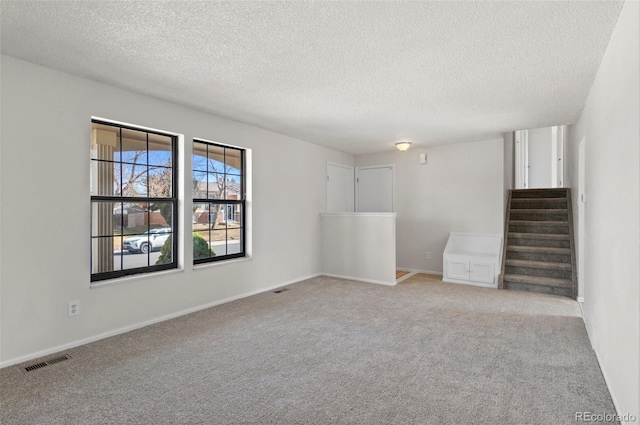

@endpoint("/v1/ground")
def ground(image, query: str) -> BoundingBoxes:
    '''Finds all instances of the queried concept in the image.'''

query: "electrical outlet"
[68,301,80,317]
[426,251,432,260]
[303,255,309,264]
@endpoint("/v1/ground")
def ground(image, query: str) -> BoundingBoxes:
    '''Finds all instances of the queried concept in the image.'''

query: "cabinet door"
[469,260,495,284]
[446,258,470,281]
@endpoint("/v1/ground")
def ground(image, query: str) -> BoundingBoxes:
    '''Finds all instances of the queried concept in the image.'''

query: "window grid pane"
[91,120,177,282]
[193,139,245,264]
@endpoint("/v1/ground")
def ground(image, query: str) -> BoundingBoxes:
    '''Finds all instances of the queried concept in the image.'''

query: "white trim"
[91,116,182,137]
[192,135,247,152]
[326,161,354,169]
[400,269,443,276]
[442,277,497,289]
[90,268,185,289]
[319,212,397,218]
[551,126,558,187]
[326,161,355,213]
[355,164,395,212]
[515,129,529,189]
[322,273,396,287]
[405,269,443,276]
[193,256,253,270]
[1,273,321,369]
[582,316,630,424]
[395,270,416,283]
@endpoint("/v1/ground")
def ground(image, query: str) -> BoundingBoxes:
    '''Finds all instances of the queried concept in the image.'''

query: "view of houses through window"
[90,120,178,281]
[90,121,246,282]
[192,140,245,263]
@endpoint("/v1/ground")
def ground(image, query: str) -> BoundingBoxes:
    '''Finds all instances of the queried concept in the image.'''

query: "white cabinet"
[446,256,471,281]
[443,233,502,288]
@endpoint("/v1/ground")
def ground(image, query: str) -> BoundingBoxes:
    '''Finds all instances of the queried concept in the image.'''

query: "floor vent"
[23,354,72,372]
[273,288,290,294]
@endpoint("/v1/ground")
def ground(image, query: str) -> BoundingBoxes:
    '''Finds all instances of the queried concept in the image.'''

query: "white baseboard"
[395,271,415,283]
[401,268,443,276]
[581,311,637,424]
[588,332,634,424]
[322,273,396,286]
[442,277,497,289]
[0,273,321,369]
[577,297,585,317]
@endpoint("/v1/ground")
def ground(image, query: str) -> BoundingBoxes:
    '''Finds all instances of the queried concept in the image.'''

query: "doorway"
[515,126,565,189]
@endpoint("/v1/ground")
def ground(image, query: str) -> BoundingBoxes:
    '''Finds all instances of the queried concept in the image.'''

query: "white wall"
[567,1,639,422]
[321,213,396,285]
[355,139,504,273]
[0,56,354,365]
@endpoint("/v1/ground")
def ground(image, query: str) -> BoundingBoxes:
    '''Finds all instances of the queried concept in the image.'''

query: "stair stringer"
[498,190,513,290]
[565,188,578,299]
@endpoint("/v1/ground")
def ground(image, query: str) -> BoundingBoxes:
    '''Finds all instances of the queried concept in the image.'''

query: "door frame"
[326,162,355,213]
[515,130,529,189]
[551,126,565,188]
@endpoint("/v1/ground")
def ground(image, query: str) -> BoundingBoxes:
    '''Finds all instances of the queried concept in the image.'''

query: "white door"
[356,165,393,212]
[326,163,354,213]
[528,126,554,188]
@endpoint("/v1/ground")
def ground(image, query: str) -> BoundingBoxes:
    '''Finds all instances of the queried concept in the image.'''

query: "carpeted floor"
[0,274,618,424]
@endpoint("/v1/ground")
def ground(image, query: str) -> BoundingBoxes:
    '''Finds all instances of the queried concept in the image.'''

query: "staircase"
[499,188,577,298]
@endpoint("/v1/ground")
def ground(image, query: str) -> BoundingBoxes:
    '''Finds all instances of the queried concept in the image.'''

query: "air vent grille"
[24,362,48,372]
[273,288,290,294]
[23,354,72,372]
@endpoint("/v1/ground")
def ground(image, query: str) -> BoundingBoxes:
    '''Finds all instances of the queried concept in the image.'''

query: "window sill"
[193,256,253,271]
[90,267,184,289]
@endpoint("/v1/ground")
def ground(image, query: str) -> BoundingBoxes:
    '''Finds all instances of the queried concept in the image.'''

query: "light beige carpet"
[0,274,618,424]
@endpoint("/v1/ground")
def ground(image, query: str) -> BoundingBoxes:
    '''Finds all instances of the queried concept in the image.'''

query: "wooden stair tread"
[511,197,567,201]
[505,259,572,270]
[504,282,573,297]
[509,220,568,225]
[511,189,568,194]
[501,188,576,299]
[507,245,570,254]
[509,209,568,213]
[502,274,572,288]
[508,233,570,240]
[511,188,568,192]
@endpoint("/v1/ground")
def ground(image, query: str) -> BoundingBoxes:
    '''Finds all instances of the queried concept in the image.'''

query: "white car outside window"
[123,228,172,254]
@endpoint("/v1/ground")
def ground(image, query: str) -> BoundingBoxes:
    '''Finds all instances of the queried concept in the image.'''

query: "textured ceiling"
[0,1,624,154]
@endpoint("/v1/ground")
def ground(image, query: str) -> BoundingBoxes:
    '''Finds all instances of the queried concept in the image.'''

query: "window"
[192,140,245,263]
[90,120,178,282]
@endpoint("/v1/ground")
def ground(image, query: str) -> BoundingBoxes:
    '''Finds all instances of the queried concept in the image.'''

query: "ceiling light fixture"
[395,140,412,151]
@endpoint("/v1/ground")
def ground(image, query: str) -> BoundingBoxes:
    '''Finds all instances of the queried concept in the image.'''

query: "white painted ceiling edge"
[0,1,624,155]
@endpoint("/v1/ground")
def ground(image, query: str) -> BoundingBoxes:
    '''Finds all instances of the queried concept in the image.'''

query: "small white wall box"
[443,233,503,288]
